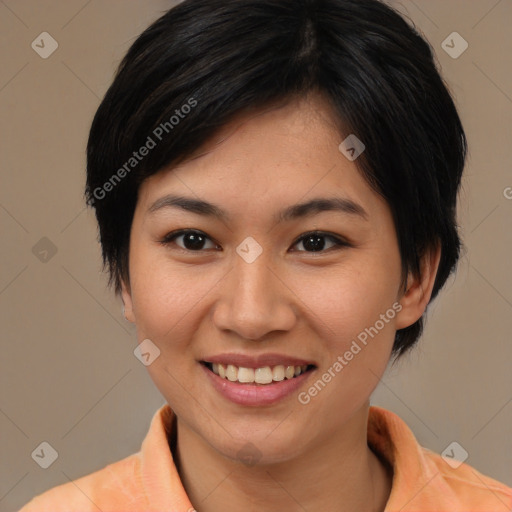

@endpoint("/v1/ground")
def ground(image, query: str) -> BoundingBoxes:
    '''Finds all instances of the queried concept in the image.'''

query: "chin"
[210,429,307,467]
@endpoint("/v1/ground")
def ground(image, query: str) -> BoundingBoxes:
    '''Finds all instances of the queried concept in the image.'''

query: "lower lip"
[201,364,315,406]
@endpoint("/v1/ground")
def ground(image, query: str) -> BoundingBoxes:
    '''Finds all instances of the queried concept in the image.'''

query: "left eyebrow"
[277,197,368,223]
[146,194,368,222]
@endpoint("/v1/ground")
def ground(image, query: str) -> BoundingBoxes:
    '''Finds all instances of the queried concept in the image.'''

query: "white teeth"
[272,365,285,381]
[226,364,238,381]
[209,362,310,384]
[255,366,273,384]
[285,365,295,379]
[238,367,255,383]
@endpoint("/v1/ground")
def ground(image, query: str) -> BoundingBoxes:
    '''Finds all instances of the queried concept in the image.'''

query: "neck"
[174,403,392,512]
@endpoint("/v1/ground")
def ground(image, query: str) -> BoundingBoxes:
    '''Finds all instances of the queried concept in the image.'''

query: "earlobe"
[121,280,136,323]
[395,244,441,330]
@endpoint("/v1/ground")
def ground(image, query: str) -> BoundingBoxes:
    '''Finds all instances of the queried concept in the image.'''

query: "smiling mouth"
[201,361,316,385]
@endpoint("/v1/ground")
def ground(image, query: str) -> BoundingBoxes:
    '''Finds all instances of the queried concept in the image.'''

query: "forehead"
[182,93,344,167]
[135,93,388,225]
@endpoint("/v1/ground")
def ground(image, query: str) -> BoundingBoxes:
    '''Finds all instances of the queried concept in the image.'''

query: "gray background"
[1,1,511,510]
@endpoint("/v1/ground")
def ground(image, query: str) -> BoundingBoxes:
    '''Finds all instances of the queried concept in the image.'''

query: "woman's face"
[123,94,412,464]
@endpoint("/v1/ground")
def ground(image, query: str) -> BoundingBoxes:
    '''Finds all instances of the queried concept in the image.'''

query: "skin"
[122,92,440,512]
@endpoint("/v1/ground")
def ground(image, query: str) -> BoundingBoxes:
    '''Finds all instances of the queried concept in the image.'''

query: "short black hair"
[85,0,467,359]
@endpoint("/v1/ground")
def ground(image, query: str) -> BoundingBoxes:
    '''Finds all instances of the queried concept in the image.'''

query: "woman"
[19,0,512,510]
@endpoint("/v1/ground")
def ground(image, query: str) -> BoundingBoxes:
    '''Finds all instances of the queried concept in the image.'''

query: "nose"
[212,252,297,341]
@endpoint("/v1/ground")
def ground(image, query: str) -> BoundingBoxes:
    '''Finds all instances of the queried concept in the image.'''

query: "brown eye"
[160,230,218,251]
[292,232,349,253]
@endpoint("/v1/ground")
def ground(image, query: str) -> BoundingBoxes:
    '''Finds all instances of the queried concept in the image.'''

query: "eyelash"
[159,229,351,253]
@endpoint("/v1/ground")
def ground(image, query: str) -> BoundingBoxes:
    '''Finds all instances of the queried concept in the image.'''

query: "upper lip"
[201,353,316,369]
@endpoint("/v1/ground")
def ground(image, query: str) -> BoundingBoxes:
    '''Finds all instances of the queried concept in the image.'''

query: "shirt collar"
[139,403,511,511]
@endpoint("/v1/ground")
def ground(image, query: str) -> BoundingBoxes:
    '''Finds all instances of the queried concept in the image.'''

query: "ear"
[395,244,441,330]
[121,279,136,324]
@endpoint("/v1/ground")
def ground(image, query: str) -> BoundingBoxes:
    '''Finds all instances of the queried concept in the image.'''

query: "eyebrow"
[147,194,368,222]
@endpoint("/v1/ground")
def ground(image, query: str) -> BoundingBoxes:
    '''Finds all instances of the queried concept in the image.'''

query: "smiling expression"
[121,93,417,463]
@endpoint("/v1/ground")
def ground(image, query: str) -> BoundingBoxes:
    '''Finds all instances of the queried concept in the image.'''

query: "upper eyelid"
[161,229,350,249]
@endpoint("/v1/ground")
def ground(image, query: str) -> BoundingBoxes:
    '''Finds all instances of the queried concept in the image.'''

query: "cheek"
[298,258,401,345]
[128,245,220,346]
[293,264,399,423]
[127,247,210,403]
[129,245,186,341]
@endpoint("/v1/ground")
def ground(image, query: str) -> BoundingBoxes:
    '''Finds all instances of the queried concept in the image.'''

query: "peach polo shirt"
[19,404,512,511]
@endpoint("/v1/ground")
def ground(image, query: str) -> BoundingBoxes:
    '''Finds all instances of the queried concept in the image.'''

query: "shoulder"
[18,453,148,512]
[17,404,182,512]
[368,405,512,511]
[421,447,512,510]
